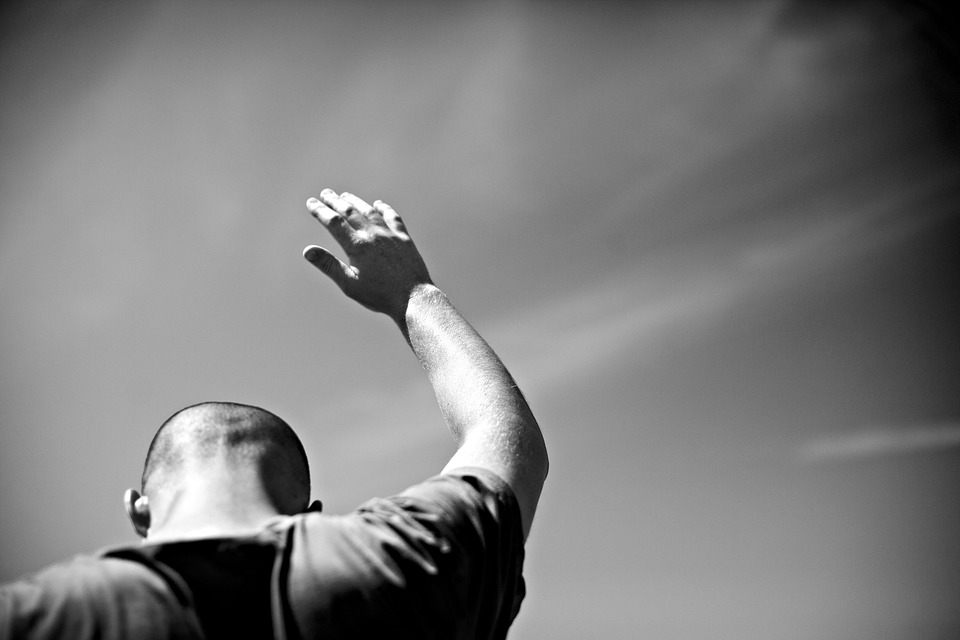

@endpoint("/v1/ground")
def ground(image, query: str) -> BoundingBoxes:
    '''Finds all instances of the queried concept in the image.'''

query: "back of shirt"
[123,538,279,640]
[1,467,526,640]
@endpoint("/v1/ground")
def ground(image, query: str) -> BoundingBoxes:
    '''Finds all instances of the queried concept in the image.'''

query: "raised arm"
[302,189,548,539]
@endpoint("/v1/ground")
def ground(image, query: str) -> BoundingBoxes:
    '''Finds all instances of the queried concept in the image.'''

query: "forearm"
[397,284,548,529]
[397,285,528,437]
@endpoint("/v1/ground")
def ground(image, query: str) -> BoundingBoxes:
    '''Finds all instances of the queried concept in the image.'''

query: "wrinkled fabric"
[0,555,204,640]
[285,468,526,639]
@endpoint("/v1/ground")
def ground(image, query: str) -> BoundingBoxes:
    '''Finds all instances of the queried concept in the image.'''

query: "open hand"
[303,189,432,320]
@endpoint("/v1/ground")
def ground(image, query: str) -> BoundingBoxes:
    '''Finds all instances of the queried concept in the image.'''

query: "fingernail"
[306,197,320,208]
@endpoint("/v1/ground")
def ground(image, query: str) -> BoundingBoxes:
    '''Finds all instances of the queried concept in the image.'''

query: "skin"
[125,188,548,541]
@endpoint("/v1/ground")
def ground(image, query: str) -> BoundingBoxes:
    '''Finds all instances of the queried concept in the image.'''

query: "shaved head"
[142,402,311,514]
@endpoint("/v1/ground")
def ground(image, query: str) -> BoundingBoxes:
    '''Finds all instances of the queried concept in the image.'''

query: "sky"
[1,1,959,638]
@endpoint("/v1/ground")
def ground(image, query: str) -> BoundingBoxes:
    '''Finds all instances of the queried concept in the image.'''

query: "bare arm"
[302,189,548,539]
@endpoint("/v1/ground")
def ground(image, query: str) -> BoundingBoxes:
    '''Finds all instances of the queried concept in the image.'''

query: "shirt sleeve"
[285,467,526,640]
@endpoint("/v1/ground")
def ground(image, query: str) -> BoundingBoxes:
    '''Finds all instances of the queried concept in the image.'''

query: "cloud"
[799,424,960,463]
[489,266,740,397]
[483,152,959,400]
[486,213,929,398]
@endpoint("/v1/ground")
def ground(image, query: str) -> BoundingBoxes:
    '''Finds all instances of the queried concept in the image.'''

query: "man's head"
[125,402,317,538]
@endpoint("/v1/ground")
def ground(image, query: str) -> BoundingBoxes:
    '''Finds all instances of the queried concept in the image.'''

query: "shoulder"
[291,467,523,569]
[1,555,164,611]
[281,467,526,638]
[398,466,520,506]
[1,554,201,640]
[386,467,523,538]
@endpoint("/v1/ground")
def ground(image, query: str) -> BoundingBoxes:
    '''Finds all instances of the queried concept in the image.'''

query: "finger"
[318,188,354,217]
[303,245,356,292]
[374,200,407,235]
[341,191,386,228]
[339,192,374,216]
[307,197,358,246]
[318,189,368,230]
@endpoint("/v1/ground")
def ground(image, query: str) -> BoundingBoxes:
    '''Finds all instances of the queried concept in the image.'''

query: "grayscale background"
[2,1,959,638]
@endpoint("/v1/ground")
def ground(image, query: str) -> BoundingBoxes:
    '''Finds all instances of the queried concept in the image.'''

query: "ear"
[123,489,151,538]
[306,499,323,514]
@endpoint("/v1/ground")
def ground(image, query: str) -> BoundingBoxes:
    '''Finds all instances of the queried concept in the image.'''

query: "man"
[0,189,549,639]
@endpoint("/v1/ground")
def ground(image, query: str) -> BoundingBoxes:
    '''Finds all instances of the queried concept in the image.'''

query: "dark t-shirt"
[0,468,526,640]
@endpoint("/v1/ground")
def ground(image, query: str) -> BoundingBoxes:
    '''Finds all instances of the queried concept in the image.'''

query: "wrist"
[393,283,444,336]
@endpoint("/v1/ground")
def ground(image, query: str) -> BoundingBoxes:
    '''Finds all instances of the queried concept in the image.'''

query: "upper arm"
[441,422,548,541]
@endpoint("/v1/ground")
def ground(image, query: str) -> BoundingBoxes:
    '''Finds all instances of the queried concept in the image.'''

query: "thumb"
[303,245,355,292]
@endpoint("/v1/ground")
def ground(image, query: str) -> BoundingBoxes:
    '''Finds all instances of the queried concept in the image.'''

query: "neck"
[146,472,284,543]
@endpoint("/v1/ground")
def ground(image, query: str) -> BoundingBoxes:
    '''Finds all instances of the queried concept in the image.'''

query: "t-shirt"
[0,468,526,640]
